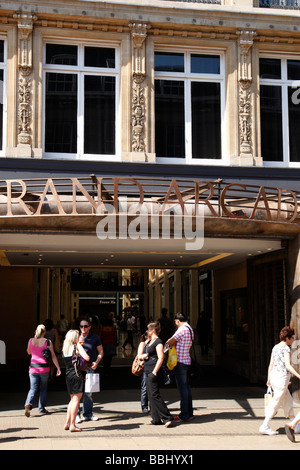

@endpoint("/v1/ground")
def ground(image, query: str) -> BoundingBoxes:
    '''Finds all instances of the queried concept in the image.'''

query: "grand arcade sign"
[0,175,299,224]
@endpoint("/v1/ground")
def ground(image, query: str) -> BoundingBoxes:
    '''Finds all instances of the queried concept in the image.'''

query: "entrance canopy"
[0,233,283,269]
[0,174,298,269]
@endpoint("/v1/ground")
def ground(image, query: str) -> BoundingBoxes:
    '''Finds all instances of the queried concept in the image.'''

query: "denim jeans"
[78,369,95,418]
[173,362,193,421]
[25,372,49,413]
[141,370,148,411]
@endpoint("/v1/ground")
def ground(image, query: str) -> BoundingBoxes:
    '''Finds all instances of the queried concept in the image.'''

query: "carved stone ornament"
[239,81,252,155]
[237,30,256,156]
[132,84,145,152]
[129,23,150,153]
[14,13,36,146]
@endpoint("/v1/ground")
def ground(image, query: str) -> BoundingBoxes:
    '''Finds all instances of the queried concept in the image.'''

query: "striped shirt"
[173,323,194,365]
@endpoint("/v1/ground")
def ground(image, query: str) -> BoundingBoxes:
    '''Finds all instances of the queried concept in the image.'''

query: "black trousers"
[146,372,172,424]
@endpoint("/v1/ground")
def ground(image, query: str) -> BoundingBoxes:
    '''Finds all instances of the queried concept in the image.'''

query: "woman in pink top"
[25,324,61,417]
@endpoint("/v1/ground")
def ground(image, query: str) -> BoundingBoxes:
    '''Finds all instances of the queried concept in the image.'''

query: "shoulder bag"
[42,339,51,361]
[132,355,144,376]
[72,345,92,377]
[185,325,201,380]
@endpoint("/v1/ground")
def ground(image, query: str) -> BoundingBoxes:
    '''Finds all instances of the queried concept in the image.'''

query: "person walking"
[57,315,69,341]
[44,318,61,381]
[138,322,173,427]
[25,324,61,417]
[76,316,104,423]
[99,312,117,377]
[166,312,194,423]
[62,329,90,432]
[122,312,136,351]
[158,308,174,346]
[259,326,300,436]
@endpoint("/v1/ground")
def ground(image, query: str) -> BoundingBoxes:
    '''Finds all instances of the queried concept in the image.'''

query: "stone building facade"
[0,0,300,385]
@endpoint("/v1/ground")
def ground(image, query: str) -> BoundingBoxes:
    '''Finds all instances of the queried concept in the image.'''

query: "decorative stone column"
[237,30,256,164]
[14,13,36,156]
[128,22,154,162]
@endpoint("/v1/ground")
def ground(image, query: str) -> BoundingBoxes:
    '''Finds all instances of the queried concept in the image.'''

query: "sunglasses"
[80,324,90,328]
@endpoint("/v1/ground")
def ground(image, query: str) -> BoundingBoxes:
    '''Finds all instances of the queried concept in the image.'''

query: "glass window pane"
[154,52,184,73]
[288,86,300,162]
[192,82,221,159]
[84,75,115,155]
[288,60,300,81]
[260,85,283,161]
[84,47,115,68]
[46,44,78,66]
[0,41,4,63]
[259,58,281,79]
[45,73,77,153]
[191,54,220,74]
[155,80,185,158]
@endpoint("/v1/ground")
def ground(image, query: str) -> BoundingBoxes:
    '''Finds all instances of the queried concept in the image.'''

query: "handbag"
[166,346,177,370]
[132,355,144,376]
[85,373,100,393]
[159,364,171,386]
[264,386,273,413]
[42,339,51,361]
[72,345,92,377]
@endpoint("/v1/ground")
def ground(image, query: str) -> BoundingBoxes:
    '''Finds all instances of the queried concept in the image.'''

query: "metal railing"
[260,0,300,8]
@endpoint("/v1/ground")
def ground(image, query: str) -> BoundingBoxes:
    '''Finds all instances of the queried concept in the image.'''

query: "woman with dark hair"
[137,322,173,427]
[259,326,300,436]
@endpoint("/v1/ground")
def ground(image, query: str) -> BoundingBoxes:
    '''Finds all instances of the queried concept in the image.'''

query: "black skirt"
[64,356,86,395]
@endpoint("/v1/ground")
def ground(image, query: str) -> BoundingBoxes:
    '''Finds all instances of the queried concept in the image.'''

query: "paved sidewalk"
[1,385,300,451]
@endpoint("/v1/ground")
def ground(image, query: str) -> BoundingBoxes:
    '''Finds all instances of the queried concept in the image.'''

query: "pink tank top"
[29,338,50,374]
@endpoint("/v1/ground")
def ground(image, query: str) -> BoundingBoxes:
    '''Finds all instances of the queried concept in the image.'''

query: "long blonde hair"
[62,330,79,356]
[35,324,46,338]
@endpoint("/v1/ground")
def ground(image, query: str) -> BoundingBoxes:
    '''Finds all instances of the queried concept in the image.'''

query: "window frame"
[260,52,300,168]
[42,38,120,161]
[154,46,226,165]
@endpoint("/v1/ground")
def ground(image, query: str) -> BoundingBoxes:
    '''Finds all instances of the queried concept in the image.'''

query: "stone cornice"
[1,5,300,45]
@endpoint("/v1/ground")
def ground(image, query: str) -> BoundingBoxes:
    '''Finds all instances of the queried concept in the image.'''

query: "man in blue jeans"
[166,313,194,423]
[76,316,104,422]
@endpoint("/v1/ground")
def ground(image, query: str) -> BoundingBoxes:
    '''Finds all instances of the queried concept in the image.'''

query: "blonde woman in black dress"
[62,330,90,432]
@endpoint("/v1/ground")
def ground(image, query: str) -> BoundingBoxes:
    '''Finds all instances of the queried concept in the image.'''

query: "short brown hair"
[279,326,295,341]
[147,322,161,336]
